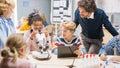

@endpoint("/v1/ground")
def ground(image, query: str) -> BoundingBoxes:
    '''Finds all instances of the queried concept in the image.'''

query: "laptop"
[57,46,79,58]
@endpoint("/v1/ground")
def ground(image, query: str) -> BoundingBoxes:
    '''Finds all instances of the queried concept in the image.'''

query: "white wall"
[102,0,120,13]
[17,0,51,24]
[72,0,79,20]
[73,0,120,13]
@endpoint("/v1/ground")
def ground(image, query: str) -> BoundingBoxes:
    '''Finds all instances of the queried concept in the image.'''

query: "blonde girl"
[0,34,34,68]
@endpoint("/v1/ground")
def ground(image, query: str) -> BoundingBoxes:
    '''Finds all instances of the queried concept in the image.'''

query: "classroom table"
[28,53,120,68]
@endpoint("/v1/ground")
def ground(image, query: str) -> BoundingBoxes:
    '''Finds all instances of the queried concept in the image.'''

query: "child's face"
[31,21,43,31]
[61,27,74,39]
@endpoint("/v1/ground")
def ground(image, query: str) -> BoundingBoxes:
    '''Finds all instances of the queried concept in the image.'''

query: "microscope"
[32,33,51,60]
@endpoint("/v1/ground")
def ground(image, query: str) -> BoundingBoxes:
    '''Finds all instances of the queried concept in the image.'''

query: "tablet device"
[57,46,79,58]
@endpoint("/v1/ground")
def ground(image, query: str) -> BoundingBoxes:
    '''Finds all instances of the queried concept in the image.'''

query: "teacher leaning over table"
[74,0,118,54]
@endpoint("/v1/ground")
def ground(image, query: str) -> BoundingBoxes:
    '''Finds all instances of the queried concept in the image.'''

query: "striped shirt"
[53,36,87,55]
[55,35,81,46]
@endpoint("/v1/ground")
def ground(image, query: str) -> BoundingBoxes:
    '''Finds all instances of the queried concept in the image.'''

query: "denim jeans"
[99,35,120,55]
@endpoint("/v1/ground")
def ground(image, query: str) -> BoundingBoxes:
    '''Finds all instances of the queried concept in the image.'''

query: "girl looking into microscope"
[24,10,51,51]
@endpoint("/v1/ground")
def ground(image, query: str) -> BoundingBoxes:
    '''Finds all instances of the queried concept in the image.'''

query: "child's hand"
[30,30,38,40]
[99,54,107,61]
[41,29,49,37]
[74,49,83,57]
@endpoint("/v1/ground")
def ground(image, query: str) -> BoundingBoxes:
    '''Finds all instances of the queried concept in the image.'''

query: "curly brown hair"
[28,11,43,26]
[78,0,96,13]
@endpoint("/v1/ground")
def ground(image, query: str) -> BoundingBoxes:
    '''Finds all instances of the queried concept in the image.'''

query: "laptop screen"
[57,46,79,58]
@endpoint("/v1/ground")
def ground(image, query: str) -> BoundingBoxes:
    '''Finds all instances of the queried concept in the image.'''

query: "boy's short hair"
[62,21,76,31]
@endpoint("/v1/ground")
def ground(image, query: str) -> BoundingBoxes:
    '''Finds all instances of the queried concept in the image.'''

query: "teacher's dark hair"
[78,0,96,13]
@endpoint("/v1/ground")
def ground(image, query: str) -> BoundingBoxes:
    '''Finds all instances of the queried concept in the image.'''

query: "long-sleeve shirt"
[55,35,81,46]
[0,57,34,68]
[53,35,87,55]
[24,30,39,51]
[74,8,118,39]
[24,30,51,51]
[99,35,120,55]
[0,16,16,50]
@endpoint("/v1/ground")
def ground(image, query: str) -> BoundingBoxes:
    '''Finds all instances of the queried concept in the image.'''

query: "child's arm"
[110,56,120,62]
[74,45,86,57]
[99,36,119,55]
[74,49,83,57]
[100,55,120,62]
[99,54,107,61]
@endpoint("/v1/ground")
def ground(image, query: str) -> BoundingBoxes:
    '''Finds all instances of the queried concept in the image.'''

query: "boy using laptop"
[52,21,86,56]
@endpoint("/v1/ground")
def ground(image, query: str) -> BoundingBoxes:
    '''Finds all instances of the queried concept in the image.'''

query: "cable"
[67,46,76,68]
